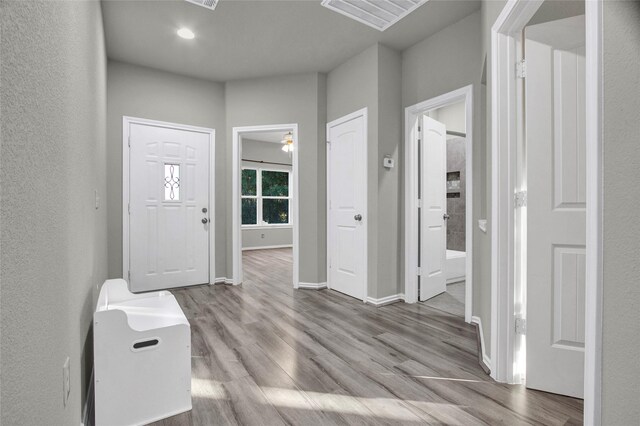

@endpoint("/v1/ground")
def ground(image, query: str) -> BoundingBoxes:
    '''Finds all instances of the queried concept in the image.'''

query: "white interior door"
[419,115,447,301]
[129,123,210,292]
[525,15,586,398]
[327,111,367,301]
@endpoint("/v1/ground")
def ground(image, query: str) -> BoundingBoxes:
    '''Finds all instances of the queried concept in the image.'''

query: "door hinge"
[418,125,421,132]
[417,198,423,208]
[128,136,131,147]
[514,191,527,208]
[416,267,422,276]
[517,59,526,79]
[127,270,131,282]
[128,203,130,214]
[515,318,527,335]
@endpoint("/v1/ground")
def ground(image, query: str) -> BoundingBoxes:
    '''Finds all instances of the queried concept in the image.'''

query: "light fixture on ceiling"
[321,0,428,31]
[281,132,294,154]
[184,0,219,11]
[177,27,195,40]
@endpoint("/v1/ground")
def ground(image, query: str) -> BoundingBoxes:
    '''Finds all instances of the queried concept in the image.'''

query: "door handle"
[202,218,209,224]
[354,214,362,221]
[443,214,450,220]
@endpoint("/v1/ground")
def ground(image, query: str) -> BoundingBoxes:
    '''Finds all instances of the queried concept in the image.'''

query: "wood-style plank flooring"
[150,248,583,425]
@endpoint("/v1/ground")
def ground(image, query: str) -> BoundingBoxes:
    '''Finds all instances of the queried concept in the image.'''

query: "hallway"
[151,249,583,425]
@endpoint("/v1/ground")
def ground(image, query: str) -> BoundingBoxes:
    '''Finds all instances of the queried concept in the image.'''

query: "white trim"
[214,277,234,285]
[471,316,492,370]
[366,293,405,307]
[403,85,474,324]
[298,282,328,290]
[326,108,369,303]
[491,2,603,423]
[584,1,603,424]
[242,244,293,251]
[122,116,216,286]
[232,124,299,288]
[241,225,293,230]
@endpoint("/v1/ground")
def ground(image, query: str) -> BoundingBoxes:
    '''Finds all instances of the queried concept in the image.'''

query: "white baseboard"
[213,277,235,285]
[242,244,293,251]
[366,293,405,307]
[298,282,327,290]
[471,315,492,370]
[81,369,94,426]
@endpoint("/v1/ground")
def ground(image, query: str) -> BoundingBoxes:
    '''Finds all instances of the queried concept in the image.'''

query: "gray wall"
[402,10,487,343]
[601,1,640,423]
[241,138,293,249]
[106,61,227,279]
[226,73,327,284]
[1,1,108,424]
[327,43,403,300]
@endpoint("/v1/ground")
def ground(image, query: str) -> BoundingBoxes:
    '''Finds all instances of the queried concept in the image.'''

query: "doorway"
[404,85,473,323]
[491,0,602,422]
[123,116,216,292]
[232,124,299,288]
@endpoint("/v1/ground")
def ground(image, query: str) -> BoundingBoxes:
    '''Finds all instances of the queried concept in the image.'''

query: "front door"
[327,110,367,300]
[128,121,211,292]
[525,15,586,398]
[419,115,447,301]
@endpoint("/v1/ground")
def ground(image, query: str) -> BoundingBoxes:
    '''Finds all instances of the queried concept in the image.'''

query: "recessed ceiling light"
[177,28,195,40]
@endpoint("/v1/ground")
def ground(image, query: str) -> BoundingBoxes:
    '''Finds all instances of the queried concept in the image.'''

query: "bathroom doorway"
[404,85,473,323]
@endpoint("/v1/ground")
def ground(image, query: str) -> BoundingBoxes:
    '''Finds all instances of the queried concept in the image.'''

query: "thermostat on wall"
[383,156,394,168]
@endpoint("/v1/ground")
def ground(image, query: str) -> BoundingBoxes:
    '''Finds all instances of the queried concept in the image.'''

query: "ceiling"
[102,0,480,82]
[244,131,285,143]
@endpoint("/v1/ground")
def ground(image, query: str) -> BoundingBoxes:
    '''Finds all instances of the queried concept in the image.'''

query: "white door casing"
[125,118,214,292]
[327,109,367,301]
[525,15,586,398]
[419,115,447,301]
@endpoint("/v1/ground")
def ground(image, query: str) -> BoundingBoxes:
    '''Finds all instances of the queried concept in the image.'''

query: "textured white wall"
[601,0,640,423]
[1,1,108,423]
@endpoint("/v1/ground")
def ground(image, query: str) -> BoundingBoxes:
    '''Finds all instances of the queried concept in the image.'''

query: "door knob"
[202,218,209,224]
[443,214,450,220]
[354,214,362,221]
[202,207,208,213]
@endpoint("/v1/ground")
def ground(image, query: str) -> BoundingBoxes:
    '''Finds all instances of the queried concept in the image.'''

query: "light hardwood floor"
[150,248,583,425]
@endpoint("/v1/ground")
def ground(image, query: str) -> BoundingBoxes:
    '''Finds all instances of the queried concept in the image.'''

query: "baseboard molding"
[213,277,235,285]
[242,244,293,251]
[298,282,327,290]
[471,316,492,375]
[81,369,94,426]
[366,293,405,307]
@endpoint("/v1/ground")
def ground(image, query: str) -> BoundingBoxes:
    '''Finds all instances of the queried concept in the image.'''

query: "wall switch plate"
[63,357,70,407]
[261,233,265,239]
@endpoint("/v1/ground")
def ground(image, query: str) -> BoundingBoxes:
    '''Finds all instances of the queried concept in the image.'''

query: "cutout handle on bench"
[131,338,160,352]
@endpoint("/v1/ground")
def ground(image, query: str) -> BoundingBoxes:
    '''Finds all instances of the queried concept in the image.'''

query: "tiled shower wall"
[446,137,466,251]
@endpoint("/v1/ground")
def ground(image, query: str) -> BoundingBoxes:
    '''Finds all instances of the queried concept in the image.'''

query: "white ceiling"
[244,131,285,143]
[102,0,480,82]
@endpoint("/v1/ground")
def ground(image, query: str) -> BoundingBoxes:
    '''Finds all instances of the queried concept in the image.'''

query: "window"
[241,168,291,226]
[164,163,180,201]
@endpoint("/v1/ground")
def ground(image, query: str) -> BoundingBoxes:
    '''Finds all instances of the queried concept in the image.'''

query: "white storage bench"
[93,279,192,426]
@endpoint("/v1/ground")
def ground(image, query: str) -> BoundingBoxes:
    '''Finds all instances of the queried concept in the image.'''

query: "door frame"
[232,124,299,288]
[404,85,474,324]
[491,1,603,424]
[122,116,216,285]
[326,108,368,302]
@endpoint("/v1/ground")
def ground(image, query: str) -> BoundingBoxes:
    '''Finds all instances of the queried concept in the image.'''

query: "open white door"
[525,15,586,398]
[419,115,447,301]
[327,109,367,301]
[128,122,211,292]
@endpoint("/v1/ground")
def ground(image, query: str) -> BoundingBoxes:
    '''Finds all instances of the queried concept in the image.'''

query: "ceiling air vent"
[321,0,427,31]
[185,0,219,11]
